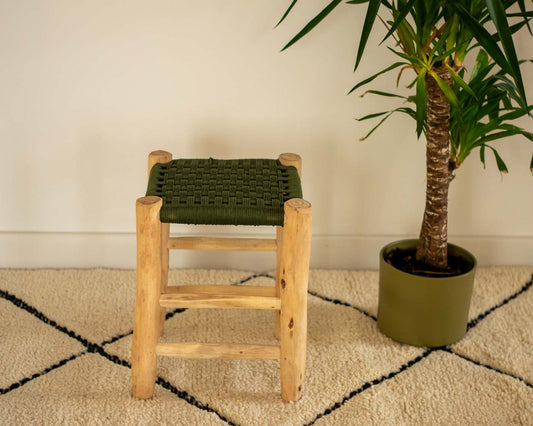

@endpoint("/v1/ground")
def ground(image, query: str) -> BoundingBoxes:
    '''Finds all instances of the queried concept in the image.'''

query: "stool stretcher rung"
[156,342,280,360]
[167,237,277,251]
[160,285,280,309]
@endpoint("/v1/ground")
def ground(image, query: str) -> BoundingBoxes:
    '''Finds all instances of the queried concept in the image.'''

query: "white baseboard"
[0,232,531,270]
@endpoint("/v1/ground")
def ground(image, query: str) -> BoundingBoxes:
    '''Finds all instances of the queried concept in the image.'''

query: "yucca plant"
[449,51,533,173]
[278,0,533,272]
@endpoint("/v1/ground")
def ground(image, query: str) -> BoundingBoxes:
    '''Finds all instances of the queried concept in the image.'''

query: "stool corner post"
[132,195,163,399]
[280,197,312,402]
[278,153,302,178]
[274,226,284,340]
[148,150,172,178]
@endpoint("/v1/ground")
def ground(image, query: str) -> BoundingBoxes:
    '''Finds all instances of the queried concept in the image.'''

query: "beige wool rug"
[1,267,532,425]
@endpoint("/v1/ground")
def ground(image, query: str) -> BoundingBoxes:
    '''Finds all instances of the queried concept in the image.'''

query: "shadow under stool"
[131,150,312,402]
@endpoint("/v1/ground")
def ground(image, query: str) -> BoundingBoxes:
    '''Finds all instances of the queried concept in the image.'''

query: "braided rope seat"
[146,158,302,226]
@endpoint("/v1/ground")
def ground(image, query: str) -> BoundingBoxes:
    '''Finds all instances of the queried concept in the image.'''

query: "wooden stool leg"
[280,198,312,402]
[274,225,283,340]
[159,222,170,336]
[278,152,302,177]
[276,153,302,341]
[148,150,173,178]
[132,196,163,399]
[148,150,173,337]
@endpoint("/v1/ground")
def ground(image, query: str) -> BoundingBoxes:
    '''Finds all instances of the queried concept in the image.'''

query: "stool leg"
[148,150,172,337]
[278,153,302,178]
[159,222,170,336]
[280,198,312,402]
[132,196,163,399]
[274,226,283,340]
[277,153,302,342]
[148,150,172,178]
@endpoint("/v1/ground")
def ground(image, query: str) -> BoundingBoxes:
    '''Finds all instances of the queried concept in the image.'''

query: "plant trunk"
[416,65,452,270]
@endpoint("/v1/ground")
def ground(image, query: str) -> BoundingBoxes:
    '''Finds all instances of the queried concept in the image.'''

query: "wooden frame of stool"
[131,151,312,402]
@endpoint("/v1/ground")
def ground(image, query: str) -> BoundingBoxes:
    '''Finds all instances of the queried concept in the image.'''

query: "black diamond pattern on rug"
[1,268,532,425]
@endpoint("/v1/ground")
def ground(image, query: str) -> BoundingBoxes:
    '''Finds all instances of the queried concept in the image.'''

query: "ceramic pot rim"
[380,238,477,280]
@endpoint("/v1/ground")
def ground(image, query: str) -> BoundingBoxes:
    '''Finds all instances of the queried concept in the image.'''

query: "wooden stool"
[131,151,312,402]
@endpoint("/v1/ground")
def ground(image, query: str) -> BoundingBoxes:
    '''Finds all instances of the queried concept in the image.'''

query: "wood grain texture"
[159,222,169,337]
[274,226,283,340]
[131,196,163,400]
[148,151,172,337]
[279,152,302,178]
[156,342,280,360]
[276,153,303,342]
[164,284,276,296]
[148,150,172,178]
[160,285,280,310]
[279,198,312,402]
[167,237,276,251]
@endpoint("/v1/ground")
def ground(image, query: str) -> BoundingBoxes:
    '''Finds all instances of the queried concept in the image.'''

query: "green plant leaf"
[347,61,406,94]
[487,145,509,173]
[485,0,528,110]
[492,19,532,42]
[354,0,383,70]
[480,144,486,168]
[506,11,533,18]
[275,0,298,28]
[405,74,418,89]
[379,0,416,45]
[395,17,417,56]
[394,106,417,119]
[360,112,393,140]
[387,47,425,68]
[361,90,407,99]
[498,104,533,122]
[470,49,489,82]
[414,0,425,48]
[478,130,523,144]
[516,0,532,35]
[357,106,417,140]
[446,13,460,53]
[493,80,522,106]
[356,111,390,121]
[433,46,460,63]
[469,62,497,85]
[428,22,456,64]
[281,0,343,51]
[445,64,477,99]
[449,1,511,75]
[498,124,533,141]
[428,70,460,110]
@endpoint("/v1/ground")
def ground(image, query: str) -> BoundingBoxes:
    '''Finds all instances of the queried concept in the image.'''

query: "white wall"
[1,0,532,269]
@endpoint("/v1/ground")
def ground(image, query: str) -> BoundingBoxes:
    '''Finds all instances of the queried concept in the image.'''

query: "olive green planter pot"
[377,239,476,347]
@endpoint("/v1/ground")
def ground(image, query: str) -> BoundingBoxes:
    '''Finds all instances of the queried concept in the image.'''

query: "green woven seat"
[146,158,302,226]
